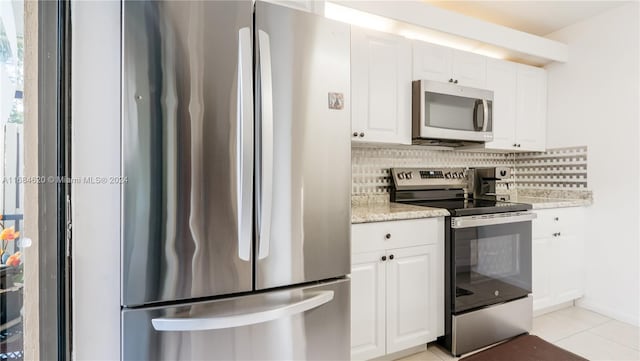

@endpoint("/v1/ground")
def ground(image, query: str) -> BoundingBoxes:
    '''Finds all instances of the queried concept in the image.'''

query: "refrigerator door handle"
[257,29,273,260]
[151,291,334,332]
[237,27,253,262]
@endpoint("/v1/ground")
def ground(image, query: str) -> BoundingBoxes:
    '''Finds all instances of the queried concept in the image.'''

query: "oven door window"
[453,221,532,314]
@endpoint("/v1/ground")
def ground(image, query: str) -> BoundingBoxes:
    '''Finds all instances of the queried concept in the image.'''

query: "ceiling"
[424,1,631,36]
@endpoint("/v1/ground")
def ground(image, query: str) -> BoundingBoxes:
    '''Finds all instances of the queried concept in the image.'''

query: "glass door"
[1,1,71,359]
[0,3,25,359]
[452,220,532,314]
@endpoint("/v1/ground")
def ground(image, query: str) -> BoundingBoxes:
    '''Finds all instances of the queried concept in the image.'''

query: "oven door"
[450,212,534,314]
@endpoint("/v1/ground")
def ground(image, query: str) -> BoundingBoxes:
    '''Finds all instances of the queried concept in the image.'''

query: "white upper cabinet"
[263,0,324,14]
[481,61,547,152]
[351,27,412,144]
[515,65,547,151]
[413,41,486,88]
[484,59,517,150]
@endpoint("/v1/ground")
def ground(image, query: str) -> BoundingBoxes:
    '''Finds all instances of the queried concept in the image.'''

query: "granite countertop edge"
[351,198,593,224]
[519,198,594,210]
[351,202,450,224]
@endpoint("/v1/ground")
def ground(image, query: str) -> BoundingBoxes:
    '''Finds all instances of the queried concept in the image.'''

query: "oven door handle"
[451,212,537,228]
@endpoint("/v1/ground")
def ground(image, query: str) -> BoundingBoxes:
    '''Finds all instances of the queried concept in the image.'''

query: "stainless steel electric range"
[390,167,536,356]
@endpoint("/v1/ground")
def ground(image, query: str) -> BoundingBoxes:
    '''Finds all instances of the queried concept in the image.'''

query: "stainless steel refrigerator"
[121,1,351,359]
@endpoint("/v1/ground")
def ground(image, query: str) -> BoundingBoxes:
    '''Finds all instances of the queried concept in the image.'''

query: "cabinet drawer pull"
[359,132,365,138]
[381,256,387,261]
[385,233,391,239]
[389,254,394,260]
[554,217,559,221]
[352,132,358,137]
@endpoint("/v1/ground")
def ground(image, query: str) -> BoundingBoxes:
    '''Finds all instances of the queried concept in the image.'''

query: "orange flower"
[0,226,19,241]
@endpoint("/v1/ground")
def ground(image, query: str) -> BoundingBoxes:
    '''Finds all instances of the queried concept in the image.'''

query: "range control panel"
[391,167,469,190]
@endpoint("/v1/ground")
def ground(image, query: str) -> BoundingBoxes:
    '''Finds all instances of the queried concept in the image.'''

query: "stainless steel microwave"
[412,80,493,145]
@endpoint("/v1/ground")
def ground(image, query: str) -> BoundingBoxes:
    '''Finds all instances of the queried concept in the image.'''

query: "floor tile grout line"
[583,328,640,352]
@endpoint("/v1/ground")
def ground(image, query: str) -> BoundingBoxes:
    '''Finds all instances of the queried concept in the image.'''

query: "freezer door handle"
[257,29,273,260]
[237,27,253,261]
[151,291,334,331]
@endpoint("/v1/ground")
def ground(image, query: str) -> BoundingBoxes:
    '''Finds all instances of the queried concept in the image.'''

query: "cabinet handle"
[557,232,561,237]
[359,132,364,138]
[352,132,358,137]
[448,78,453,83]
[554,217,559,221]
[453,79,458,84]
[385,233,391,239]
[513,143,518,147]
[518,144,522,148]
[389,254,394,260]
[381,256,387,261]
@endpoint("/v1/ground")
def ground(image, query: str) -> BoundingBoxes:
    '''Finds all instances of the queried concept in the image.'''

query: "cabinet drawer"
[533,208,584,239]
[352,218,444,254]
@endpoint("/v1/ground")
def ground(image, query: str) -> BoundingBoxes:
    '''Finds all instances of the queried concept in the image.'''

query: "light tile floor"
[396,306,640,361]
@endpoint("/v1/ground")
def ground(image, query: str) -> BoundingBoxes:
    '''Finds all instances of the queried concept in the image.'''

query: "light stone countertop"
[510,196,593,210]
[350,189,593,224]
[512,188,593,210]
[351,202,449,224]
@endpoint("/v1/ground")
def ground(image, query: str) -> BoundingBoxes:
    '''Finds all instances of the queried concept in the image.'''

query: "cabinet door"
[552,235,584,304]
[386,245,439,354]
[263,0,324,14]
[351,27,412,144]
[451,50,487,88]
[532,237,554,311]
[351,251,386,360]
[412,41,453,83]
[515,65,547,151]
[484,59,517,151]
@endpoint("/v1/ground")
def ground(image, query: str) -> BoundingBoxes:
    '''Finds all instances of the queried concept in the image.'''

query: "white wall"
[544,2,640,326]
[71,1,121,359]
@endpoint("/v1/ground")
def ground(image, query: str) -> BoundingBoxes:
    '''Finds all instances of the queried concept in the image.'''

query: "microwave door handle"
[473,99,483,131]
[482,99,489,132]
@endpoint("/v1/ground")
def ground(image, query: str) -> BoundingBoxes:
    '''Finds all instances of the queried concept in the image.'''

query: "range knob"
[445,172,451,179]
[458,172,465,178]
[405,172,413,179]
[397,172,405,180]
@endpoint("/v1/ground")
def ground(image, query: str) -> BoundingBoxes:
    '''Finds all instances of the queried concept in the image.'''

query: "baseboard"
[369,344,427,361]
[533,301,574,318]
[577,299,640,327]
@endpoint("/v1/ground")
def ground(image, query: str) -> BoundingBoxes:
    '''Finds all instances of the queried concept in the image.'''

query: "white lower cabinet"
[351,219,444,360]
[351,251,386,360]
[532,208,585,312]
[386,245,440,354]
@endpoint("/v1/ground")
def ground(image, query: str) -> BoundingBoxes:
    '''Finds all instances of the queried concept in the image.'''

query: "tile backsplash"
[352,144,588,195]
